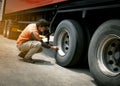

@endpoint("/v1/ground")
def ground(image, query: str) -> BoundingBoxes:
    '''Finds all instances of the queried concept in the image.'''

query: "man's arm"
[30,32,42,41]
[30,32,58,50]
[30,32,53,48]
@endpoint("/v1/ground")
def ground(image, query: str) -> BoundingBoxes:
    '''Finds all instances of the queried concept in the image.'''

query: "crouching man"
[16,19,58,63]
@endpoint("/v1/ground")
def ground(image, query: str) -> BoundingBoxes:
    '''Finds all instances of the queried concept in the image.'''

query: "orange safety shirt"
[16,23,40,45]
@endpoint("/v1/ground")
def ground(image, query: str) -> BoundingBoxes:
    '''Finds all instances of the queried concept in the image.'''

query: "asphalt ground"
[0,35,97,86]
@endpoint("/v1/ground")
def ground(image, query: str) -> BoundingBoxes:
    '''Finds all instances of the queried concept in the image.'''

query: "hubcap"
[57,29,70,56]
[97,34,120,76]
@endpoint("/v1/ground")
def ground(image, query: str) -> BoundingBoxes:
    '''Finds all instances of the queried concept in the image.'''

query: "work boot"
[18,51,28,58]
[23,58,35,63]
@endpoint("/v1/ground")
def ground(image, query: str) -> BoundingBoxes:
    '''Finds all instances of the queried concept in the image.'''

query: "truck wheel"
[54,20,85,67]
[89,20,120,86]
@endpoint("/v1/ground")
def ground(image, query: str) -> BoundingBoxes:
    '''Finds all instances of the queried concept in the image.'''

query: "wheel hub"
[98,34,120,76]
[58,29,70,56]
[114,52,120,60]
[114,51,120,66]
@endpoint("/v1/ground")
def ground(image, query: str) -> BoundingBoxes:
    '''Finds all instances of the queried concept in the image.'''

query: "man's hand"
[50,46,59,51]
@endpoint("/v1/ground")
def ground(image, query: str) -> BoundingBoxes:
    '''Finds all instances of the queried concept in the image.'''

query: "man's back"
[16,23,38,45]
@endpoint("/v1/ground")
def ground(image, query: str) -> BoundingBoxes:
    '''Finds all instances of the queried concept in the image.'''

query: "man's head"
[36,19,49,33]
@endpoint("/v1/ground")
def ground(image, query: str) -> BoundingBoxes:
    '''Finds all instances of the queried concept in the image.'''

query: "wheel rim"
[97,34,120,76]
[57,28,70,56]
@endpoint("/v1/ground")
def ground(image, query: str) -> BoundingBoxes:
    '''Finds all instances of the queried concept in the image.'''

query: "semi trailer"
[0,0,120,86]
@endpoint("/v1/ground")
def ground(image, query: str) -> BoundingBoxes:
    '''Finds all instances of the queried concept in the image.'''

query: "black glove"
[41,42,51,48]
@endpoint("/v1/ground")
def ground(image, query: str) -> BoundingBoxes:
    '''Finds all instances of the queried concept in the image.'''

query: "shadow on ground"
[19,59,54,65]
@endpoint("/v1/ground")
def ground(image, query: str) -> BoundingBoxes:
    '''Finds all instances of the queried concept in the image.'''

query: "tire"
[54,19,85,67]
[89,20,120,86]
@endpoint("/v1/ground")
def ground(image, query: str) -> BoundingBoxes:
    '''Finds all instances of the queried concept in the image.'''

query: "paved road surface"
[0,35,97,86]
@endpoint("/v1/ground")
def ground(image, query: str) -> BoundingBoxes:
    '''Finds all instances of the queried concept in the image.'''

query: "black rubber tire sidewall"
[54,20,84,67]
[89,20,120,86]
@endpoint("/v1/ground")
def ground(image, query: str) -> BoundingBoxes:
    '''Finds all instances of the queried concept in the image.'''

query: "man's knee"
[34,42,42,50]
[35,42,41,47]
